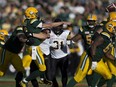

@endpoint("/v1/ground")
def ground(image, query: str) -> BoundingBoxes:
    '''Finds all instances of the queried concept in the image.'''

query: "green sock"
[97,77,106,87]
[67,78,77,87]
[107,75,115,87]
[26,70,45,82]
[91,72,102,87]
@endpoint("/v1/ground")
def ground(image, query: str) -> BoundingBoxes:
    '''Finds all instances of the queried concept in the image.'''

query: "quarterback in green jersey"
[20,7,71,87]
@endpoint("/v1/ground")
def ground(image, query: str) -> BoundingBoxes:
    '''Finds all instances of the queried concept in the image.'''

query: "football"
[106,3,116,12]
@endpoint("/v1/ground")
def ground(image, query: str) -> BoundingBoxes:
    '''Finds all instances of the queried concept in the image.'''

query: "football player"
[95,3,116,87]
[90,21,116,87]
[20,7,71,87]
[66,14,108,87]
[0,26,32,87]
[46,18,71,87]
[19,7,50,87]
[0,29,9,47]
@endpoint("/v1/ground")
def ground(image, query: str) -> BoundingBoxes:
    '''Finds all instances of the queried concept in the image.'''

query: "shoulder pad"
[36,22,42,28]
[101,32,110,38]
[17,27,23,31]
[30,19,38,24]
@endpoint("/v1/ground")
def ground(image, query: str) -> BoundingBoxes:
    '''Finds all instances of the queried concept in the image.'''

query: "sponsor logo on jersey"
[85,31,89,34]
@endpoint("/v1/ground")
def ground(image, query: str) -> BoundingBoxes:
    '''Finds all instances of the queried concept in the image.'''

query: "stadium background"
[0,0,116,87]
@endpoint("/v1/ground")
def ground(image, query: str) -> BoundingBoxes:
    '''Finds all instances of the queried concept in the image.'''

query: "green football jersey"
[92,32,113,61]
[78,25,100,50]
[24,19,43,46]
[3,26,25,54]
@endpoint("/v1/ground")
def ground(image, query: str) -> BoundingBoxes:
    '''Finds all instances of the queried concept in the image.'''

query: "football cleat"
[38,78,52,85]
[20,81,27,87]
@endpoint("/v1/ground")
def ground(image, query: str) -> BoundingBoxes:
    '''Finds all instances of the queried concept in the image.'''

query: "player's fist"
[26,38,34,46]
[25,32,33,37]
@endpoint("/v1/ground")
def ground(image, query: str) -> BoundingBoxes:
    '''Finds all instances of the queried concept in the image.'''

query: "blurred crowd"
[0,0,116,34]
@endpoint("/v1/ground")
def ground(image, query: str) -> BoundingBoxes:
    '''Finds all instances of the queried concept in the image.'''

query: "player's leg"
[41,54,52,85]
[22,46,45,80]
[35,46,52,84]
[49,58,59,87]
[44,54,51,80]
[67,51,91,87]
[92,59,112,87]
[31,79,38,87]
[86,70,102,87]
[97,59,116,87]
[30,60,39,87]
[11,53,25,87]
[15,72,24,87]
[86,69,93,86]
[59,56,69,87]
[0,49,10,77]
[97,47,116,87]
[22,55,32,77]
[20,46,51,85]
[106,47,116,87]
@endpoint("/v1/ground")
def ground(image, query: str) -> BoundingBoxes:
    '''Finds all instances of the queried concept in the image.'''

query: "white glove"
[91,61,97,70]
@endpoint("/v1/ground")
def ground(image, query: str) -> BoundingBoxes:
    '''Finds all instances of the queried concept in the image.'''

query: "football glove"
[25,32,33,38]
[26,38,34,46]
[23,26,33,38]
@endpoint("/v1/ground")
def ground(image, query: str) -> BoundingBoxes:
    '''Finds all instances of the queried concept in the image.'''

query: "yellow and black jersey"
[79,25,101,50]
[92,32,113,61]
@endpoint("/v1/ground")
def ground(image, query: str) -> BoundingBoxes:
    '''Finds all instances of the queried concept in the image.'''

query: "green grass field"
[0,75,116,87]
[0,75,88,87]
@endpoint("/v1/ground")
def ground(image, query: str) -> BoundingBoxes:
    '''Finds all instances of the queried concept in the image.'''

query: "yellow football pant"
[105,47,116,76]
[26,46,46,71]
[0,49,24,76]
[74,51,91,82]
[22,55,32,68]
[94,59,112,80]
[74,51,112,83]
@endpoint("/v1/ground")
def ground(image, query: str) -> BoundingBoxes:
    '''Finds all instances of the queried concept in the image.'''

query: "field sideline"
[0,75,116,87]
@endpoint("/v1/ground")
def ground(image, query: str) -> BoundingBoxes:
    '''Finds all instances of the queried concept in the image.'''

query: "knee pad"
[0,71,4,77]
[39,64,46,71]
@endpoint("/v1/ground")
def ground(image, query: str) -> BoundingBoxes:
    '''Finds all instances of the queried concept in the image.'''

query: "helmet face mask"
[106,21,116,34]
[25,7,38,19]
[0,29,8,41]
[87,14,97,28]
[87,20,96,28]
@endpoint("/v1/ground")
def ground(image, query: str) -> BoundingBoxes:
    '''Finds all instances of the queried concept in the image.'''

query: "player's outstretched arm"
[42,22,72,29]
[91,35,104,57]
